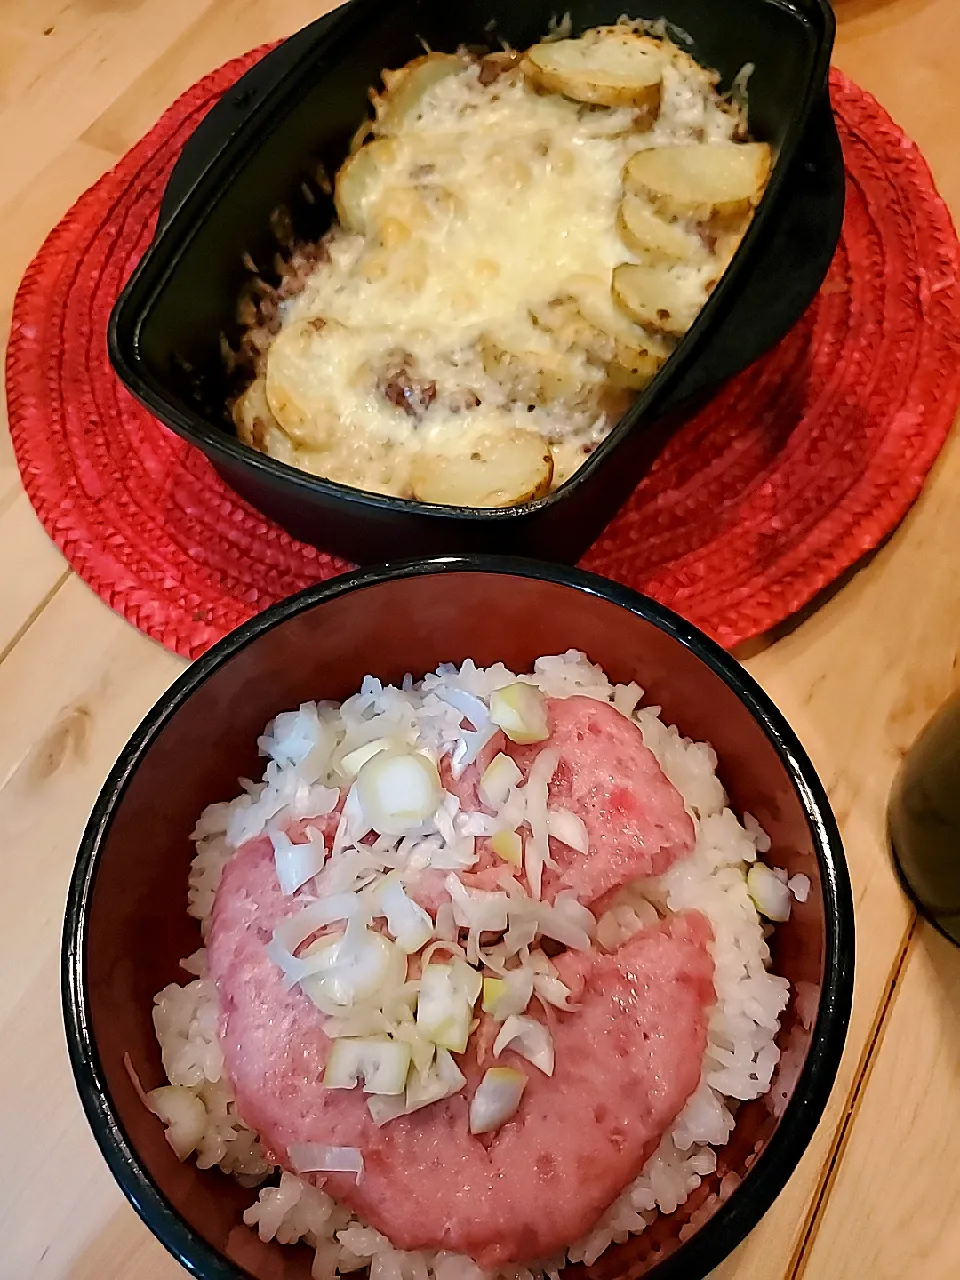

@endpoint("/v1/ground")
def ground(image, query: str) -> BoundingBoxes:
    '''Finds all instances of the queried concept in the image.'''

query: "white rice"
[150,651,797,1279]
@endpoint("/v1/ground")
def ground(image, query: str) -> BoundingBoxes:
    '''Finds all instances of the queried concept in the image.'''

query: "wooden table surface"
[1,1,959,1277]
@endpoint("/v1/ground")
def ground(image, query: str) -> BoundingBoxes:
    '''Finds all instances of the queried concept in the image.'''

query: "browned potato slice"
[617,193,703,264]
[334,139,398,234]
[607,334,670,389]
[532,292,669,390]
[411,427,553,507]
[264,318,344,447]
[558,275,672,385]
[530,296,610,359]
[521,30,663,112]
[375,53,468,135]
[480,337,588,404]
[623,142,772,222]
[233,377,296,463]
[612,263,704,337]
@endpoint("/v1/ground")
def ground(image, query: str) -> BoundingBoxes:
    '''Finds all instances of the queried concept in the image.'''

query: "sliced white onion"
[479,753,523,808]
[375,875,434,954]
[324,1037,412,1095]
[489,684,549,744]
[366,1094,408,1126]
[537,891,595,951]
[415,959,482,1052]
[482,967,534,1020]
[502,914,539,957]
[368,1044,465,1126]
[300,922,406,1012]
[315,846,381,897]
[267,895,364,988]
[469,1067,527,1134]
[441,689,498,775]
[368,1047,466,1125]
[406,1046,467,1110]
[147,1085,207,1161]
[440,688,491,732]
[532,969,574,1010]
[270,828,326,896]
[747,863,792,922]
[431,794,479,870]
[546,809,588,855]
[434,900,458,942]
[445,875,509,935]
[356,751,442,836]
[330,784,372,860]
[457,811,500,838]
[323,1006,391,1040]
[390,1018,438,1075]
[298,728,338,784]
[259,704,332,774]
[493,1014,555,1075]
[339,737,396,779]
[521,748,559,899]
[490,828,523,867]
[496,786,527,835]
[288,1143,363,1179]
[482,977,506,1013]
[290,784,341,823]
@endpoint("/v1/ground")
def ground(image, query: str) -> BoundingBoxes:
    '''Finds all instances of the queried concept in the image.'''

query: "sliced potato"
[607,332,671,389]
[334,139,398,234]
[480,337,589,404]
[623,142,772,222]
[531,292,669,390]
[521,30,663,112]
[300,436,399,494]
[410,426,553,508]
[233,377,296,463]
[530,296,610,360]
[617,193,703,264]
[375,53,468,135]
[612,262,704,337]
[558,273,670,381]
[264,318,344,447]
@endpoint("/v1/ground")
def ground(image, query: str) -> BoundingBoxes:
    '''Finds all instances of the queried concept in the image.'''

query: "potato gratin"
[230,24,772,507]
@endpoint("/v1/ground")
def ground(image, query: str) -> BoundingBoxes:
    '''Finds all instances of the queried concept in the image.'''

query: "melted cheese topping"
[242,39,745,500]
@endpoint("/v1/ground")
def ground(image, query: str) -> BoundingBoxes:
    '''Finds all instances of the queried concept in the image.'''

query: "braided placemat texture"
[7,49,960,659]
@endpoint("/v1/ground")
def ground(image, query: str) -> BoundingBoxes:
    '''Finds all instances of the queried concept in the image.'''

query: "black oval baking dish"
[108,0,841,564]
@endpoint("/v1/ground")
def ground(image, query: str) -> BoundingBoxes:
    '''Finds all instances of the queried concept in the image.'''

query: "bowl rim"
[62,555,854,1280]
[107,0,837,526]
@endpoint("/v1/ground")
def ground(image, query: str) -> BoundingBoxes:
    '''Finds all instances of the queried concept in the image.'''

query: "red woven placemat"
[7,51,960,660]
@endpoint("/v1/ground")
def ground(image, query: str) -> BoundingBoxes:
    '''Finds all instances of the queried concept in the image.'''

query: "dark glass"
[889,694,960,945]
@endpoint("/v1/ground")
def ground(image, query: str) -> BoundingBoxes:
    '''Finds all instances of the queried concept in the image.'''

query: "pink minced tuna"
[419,695,696,912]
[209,837,714,1266]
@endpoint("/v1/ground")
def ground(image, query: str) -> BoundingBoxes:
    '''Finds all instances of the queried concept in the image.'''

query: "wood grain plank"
[0,0,217,198]
[709,337,960,1271]
[0,954,182,1280]
[0,491,69,663]
[800,921,960,1279]
[0,578,182,1028]
[81,0,339,159]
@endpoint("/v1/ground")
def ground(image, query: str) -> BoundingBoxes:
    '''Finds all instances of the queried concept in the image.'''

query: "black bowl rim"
[107,0,837,527]
[62,555,854,1280]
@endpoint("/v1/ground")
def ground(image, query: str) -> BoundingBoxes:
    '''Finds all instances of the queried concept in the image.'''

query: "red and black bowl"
[63,557,854,1280]
[108,0,842,564]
